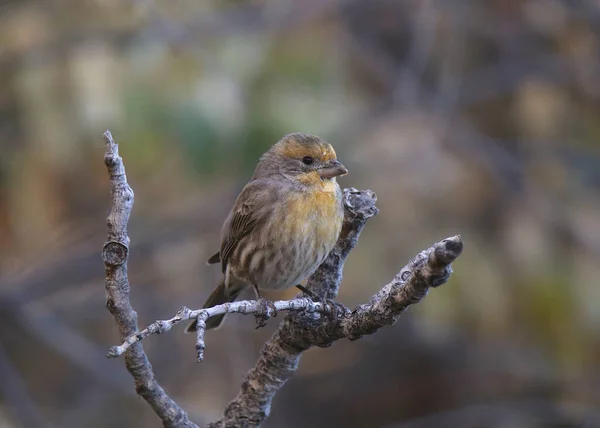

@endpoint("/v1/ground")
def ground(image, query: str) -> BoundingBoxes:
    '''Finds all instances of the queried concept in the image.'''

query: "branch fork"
[101,130,463,428]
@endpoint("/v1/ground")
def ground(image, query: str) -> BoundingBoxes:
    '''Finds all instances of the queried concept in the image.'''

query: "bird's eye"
[302,156,314,165]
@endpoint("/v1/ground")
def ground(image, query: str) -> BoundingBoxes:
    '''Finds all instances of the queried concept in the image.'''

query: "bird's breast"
[280,183,343,245]
[249,182,343,290]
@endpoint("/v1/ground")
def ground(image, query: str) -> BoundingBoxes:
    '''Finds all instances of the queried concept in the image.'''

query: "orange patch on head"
[273,133,337,162]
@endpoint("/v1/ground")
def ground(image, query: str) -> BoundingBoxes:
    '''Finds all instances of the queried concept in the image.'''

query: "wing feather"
[217,179,272,273]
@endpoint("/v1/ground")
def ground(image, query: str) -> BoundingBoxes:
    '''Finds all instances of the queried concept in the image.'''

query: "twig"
[101,131,463,428]
[108,298,337,361]
[205,199,462,426]
[102,130,198,428]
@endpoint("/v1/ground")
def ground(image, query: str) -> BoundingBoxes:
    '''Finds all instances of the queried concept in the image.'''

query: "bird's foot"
[254,298,278,329]
[316,299,349,322]
[294,285,348,320]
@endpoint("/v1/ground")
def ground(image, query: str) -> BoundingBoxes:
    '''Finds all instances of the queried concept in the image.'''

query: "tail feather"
[185,281,242,332]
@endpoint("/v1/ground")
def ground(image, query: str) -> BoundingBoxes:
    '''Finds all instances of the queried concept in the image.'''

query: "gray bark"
[102,131,463,428]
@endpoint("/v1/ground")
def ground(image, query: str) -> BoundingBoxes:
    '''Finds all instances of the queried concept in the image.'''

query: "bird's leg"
[252,284,278,329]
[295,284,318,300]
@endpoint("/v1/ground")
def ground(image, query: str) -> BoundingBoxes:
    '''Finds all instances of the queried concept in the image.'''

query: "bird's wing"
[218,179,273,273]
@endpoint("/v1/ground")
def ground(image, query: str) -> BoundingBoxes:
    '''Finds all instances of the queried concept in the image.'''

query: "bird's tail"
[185,280,242,332]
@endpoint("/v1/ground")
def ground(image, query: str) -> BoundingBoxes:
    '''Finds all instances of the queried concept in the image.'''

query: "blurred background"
[1,0,600,427]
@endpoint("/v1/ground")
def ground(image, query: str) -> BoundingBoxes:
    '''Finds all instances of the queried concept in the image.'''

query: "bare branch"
[101,132,462,428]
[206,194,462,427]
[108,297,337,361]
[337,235,462,341]
[102,130,198,428]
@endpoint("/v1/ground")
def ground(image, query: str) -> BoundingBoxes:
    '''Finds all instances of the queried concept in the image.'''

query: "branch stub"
[102,241,129,266]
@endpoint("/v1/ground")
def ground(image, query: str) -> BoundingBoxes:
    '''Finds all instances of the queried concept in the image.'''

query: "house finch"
[186,133,348,331]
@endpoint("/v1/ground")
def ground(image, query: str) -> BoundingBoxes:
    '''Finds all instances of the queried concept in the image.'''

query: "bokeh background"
[1,0,600,427]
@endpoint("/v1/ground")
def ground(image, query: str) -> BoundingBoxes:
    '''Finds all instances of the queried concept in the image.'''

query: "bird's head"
[257,133,348,185]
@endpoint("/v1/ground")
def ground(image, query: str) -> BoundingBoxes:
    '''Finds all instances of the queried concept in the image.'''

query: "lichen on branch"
[101,130,463,428]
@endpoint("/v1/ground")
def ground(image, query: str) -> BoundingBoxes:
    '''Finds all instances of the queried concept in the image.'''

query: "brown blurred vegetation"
[1,0,600,427]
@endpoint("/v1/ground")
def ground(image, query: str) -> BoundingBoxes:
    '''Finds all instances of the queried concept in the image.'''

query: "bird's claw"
[323,299,337,320]
[295,288,348,321]
[321,299,348,321]
[294,285,349,322]
[254,298,278,329]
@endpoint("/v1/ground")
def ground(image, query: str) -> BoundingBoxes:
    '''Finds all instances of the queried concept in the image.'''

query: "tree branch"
[102,131,463,428]
[107,298,337,361]
[102,130,198,428]
[110,231,460,359]
[205,230,462,427]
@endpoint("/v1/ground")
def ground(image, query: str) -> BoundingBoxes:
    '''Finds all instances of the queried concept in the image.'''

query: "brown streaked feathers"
[186,132,347,332]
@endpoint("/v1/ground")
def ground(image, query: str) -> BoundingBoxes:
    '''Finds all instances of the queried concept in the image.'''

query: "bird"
[185,132,347,332]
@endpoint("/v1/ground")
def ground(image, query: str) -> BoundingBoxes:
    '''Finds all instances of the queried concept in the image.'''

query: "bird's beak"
[319,159,348,179]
